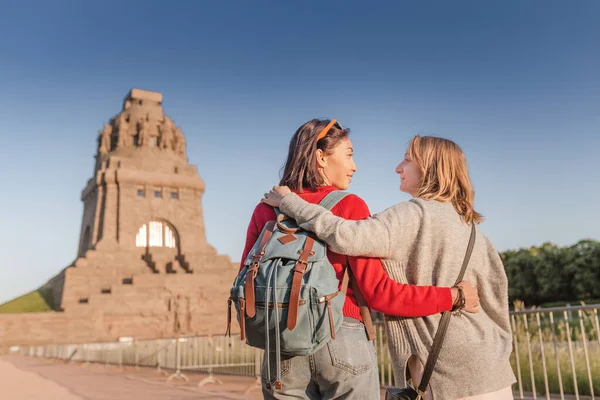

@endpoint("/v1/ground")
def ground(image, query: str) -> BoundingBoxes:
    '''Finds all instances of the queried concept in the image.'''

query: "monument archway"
[136,219,183,273]
[135,220,178,250]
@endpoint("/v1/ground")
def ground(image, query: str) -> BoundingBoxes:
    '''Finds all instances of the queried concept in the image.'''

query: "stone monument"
[0,89,239,346]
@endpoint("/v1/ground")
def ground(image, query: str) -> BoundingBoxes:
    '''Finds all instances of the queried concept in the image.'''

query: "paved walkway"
[0,355,264,399]
[3,355,552,400]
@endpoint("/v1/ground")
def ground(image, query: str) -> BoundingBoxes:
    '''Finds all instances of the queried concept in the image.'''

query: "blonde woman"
[262,136,516,400]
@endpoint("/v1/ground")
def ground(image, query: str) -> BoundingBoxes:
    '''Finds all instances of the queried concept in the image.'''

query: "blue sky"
[0,1,598,304]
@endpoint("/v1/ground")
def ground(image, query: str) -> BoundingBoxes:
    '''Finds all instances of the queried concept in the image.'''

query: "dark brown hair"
[279,119,350,192]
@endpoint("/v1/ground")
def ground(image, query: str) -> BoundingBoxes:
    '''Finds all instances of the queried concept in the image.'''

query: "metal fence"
[509,304,599,400]
[14,304,600,398]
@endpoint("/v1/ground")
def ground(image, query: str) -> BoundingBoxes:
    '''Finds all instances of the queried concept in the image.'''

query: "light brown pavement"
[0,357,82,400]
[0,355,264,400]
[0,355,402,399]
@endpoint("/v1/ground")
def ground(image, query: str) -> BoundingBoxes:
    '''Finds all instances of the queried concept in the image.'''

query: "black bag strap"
[417,223,477,395]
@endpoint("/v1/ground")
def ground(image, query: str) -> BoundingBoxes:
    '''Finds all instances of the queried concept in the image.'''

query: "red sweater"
[240,186,452,321]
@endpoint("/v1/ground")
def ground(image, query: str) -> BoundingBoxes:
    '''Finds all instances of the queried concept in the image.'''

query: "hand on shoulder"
[261,186,292,207]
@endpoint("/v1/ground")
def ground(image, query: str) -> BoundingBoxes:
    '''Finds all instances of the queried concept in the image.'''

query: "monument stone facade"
[0,89,239,346]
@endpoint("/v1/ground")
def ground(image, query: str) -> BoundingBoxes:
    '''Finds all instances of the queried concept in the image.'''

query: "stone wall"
[0,312,174,347]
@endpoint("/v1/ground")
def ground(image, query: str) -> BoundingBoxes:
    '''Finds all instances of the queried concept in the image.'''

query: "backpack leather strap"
[351,277,376,340]
[226,297,233,337]
[342,266,375,340]
[342,267,376,340]
[341,267,350,295]
[245,221,276,319]
[287,236,315,330]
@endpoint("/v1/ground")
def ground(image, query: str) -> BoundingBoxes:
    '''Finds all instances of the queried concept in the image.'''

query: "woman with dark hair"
[241,121,479,399]
[262,135,516,399]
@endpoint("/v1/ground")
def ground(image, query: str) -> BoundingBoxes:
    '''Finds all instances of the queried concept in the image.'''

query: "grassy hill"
[0,287,55,313]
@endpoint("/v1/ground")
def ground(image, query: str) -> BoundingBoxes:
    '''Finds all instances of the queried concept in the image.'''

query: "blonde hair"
[407,135,483,224]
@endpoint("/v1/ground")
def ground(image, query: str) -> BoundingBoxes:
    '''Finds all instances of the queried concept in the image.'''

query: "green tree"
[536,243,574,303]
[566,240,600,299]
[502,248,542,305]
[501,239,600,306]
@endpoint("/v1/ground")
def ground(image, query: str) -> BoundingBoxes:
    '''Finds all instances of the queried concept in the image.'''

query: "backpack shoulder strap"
[342,267,376,341]
[317,191,349,210]
[317,191,376,341]
[272,190,345,220]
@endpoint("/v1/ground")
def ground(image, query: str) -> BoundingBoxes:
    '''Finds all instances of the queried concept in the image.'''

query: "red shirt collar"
[292,185,339,194]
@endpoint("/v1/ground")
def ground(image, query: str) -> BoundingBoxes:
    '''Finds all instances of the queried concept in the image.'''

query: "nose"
[395,163,402,174]
[351,159,357,173]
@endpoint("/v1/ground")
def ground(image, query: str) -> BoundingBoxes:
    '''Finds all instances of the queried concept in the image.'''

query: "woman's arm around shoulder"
[279,193,424,259]
[329,194,455,316]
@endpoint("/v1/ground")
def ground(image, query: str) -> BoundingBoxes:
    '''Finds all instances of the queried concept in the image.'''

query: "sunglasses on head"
[316,119,343,141]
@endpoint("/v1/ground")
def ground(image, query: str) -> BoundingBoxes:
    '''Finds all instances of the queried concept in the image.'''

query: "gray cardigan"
[280,194,516,399]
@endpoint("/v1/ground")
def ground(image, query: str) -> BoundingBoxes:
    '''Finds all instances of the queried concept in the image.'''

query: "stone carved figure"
[98,123,112,153]
[137,118,150,147]
[159,118,175,150]
[117,114,130,148]
[171,294,190,333]
[174,127,186,157]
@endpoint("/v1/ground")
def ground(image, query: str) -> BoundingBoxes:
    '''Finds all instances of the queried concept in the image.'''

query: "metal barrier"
[510,304,599,400]
[15,304,600,397]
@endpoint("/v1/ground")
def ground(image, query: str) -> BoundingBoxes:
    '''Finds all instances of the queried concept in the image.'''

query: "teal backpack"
[227,191,372,390]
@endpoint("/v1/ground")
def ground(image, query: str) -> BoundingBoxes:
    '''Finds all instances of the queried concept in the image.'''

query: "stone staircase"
[61,250,239,325]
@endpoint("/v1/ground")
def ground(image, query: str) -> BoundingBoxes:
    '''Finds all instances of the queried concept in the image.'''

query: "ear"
[315,149,328,169]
